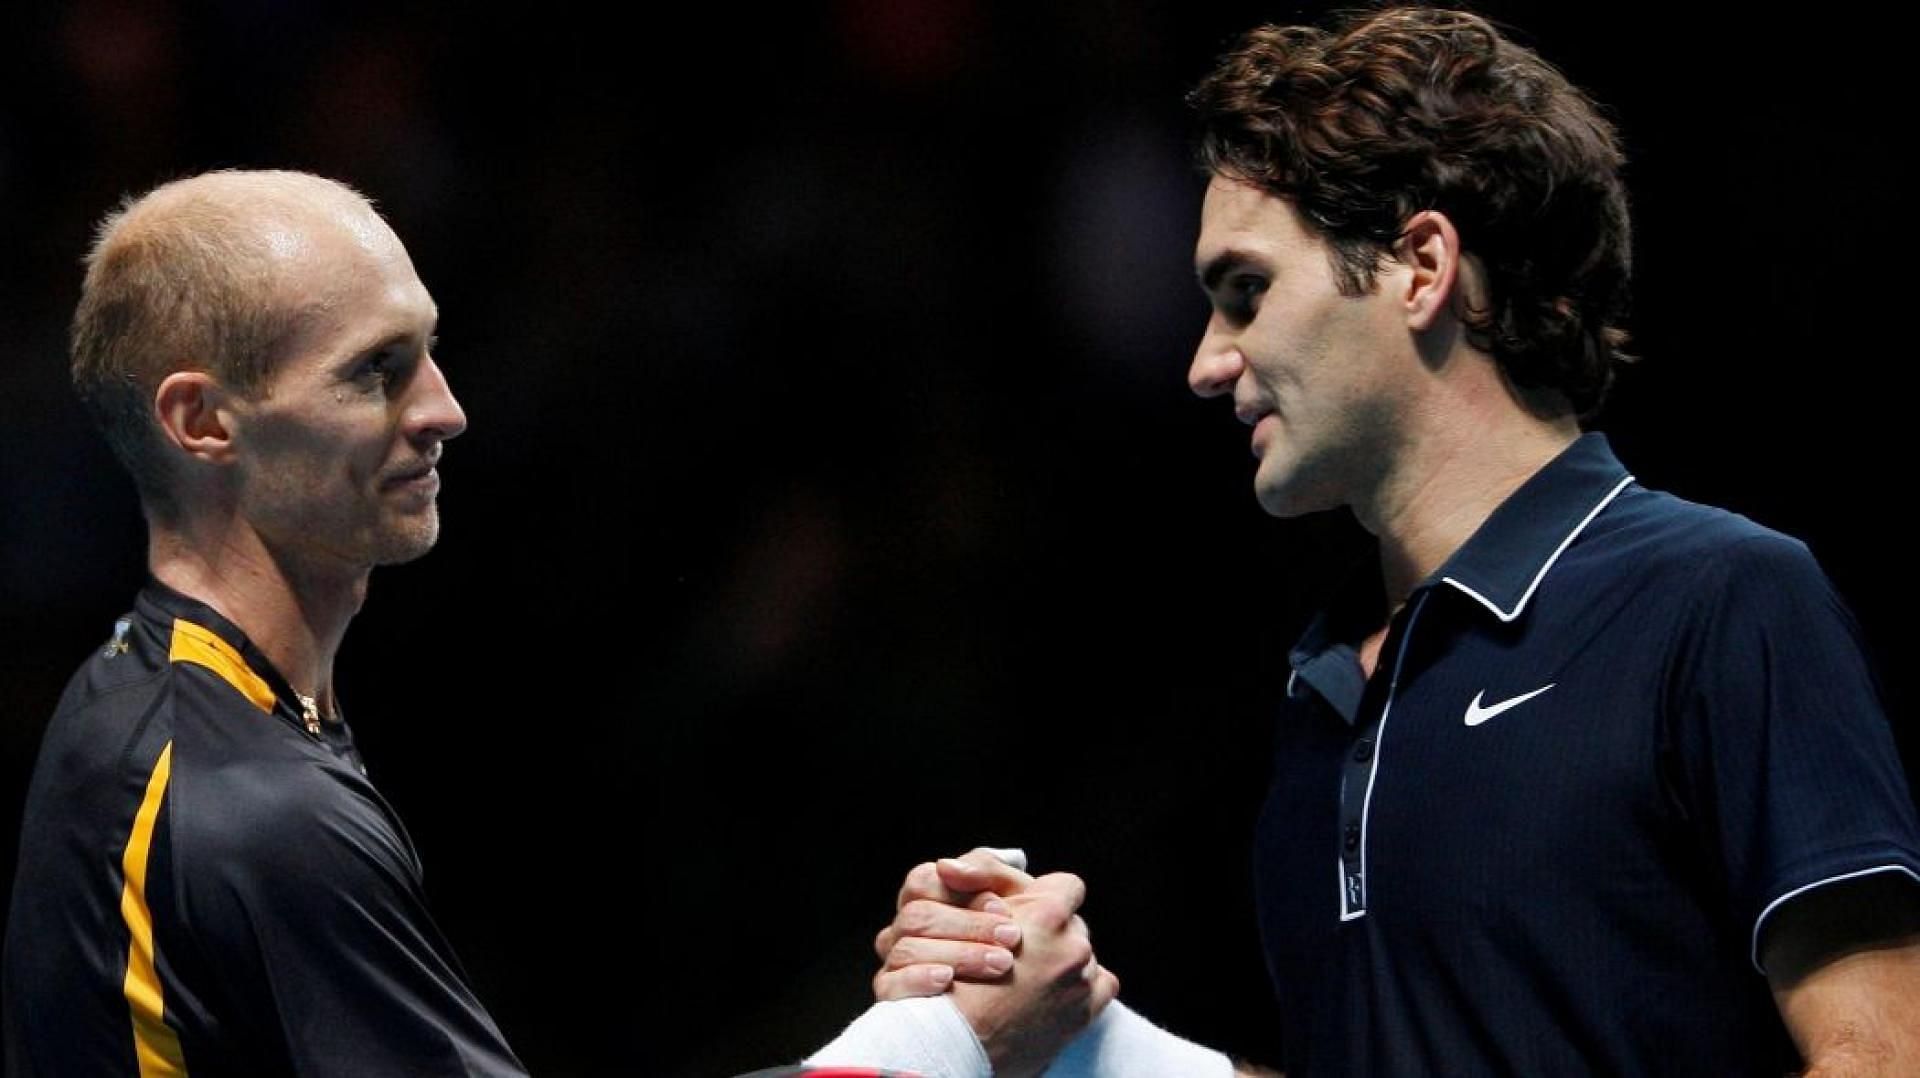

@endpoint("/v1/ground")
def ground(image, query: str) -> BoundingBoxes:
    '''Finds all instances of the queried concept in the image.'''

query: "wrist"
[1041,1000,1232,1078]
[805,996,991,1078]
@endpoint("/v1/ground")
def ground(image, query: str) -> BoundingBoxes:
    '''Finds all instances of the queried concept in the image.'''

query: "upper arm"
[1665,535,1920,971]
[1764,872,1920,1073]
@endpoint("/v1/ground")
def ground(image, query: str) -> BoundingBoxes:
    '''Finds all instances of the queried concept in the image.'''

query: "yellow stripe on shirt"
[168,619,275,713]
[120,741,187,1076]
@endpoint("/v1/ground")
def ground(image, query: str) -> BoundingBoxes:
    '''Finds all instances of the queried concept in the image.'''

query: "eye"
[1222,274,1267,321]
[352,349,415,392]
[356,353,394,385]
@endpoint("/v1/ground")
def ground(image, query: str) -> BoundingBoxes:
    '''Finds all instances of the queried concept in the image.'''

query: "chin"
[371,514,442,566]
[1253,473,1338,520]
[1255,491,1317,519]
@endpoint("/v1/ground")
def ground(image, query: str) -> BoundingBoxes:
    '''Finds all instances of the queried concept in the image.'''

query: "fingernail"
[984,948,1014,974]
[939,858,972,873]
[983,898,1010,916]
[1082,960,1100,982]
[929,965,953,988]
[992,923,1022,947]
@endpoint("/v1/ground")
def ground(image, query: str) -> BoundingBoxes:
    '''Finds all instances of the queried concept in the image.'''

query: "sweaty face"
[1188,177,1417,519]
[234,209,466,572]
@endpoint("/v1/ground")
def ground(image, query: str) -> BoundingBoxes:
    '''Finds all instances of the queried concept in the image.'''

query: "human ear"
[1396,210,1464,332]
[153,371,238,464]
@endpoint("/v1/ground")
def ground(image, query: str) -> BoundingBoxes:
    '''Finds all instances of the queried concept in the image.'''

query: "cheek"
[255,426,375,492]
[346,437,388,481]
[1312,306,1400,392]
[1241,325,1301,393]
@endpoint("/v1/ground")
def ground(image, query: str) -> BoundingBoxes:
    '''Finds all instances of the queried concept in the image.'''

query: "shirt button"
[1343,823,1361,853]
[1353,738,1375,763]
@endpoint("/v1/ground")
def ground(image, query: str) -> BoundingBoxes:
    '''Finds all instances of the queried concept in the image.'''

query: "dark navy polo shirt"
[1254,433,1920,1077]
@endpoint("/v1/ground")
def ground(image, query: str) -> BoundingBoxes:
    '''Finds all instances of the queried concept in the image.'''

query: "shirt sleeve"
[1665,532,1920,973]
[175,756,527,1075]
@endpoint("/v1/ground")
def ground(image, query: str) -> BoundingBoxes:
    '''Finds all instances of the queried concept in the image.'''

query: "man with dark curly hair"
[864,7,1920,1076]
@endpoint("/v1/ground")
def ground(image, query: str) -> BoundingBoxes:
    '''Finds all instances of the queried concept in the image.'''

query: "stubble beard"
[370,502,442,566]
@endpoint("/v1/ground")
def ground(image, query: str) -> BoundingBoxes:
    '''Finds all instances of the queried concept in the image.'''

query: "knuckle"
[1058,934,1093,970]
[1028,892,1074,929]
[904,862,940,899]
[886,937,921,970]
[897,900,936,935]
[1051,871,1088,906]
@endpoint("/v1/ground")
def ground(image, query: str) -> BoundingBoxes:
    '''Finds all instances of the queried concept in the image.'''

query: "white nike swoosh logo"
[1464,683,1556,726]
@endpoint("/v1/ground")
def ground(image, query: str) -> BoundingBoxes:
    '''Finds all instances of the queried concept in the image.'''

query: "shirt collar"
[1287,552,1382,721]
[1285,433,1634,720]
[137,576,305,716]
[1430,431,1635,623]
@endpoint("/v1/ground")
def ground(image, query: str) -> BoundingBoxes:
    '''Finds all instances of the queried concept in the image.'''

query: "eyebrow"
[1197,249,1258,293]
[333,326,438,371]
[336,299,441,361]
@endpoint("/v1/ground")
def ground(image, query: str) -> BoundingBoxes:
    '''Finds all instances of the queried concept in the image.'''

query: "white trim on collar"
[1441,473,1636,623]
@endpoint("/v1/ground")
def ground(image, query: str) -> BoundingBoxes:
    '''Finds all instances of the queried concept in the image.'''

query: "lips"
[381,458,440,490]
[1248,413,1278,457]
[1235,401,1277,458]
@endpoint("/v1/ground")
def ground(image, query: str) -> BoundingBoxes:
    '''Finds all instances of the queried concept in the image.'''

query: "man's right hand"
[870,849,1120,1078]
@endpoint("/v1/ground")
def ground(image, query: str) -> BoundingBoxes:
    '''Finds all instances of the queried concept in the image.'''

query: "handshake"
[798,849,1248,1078]
[869,848,1118,1077]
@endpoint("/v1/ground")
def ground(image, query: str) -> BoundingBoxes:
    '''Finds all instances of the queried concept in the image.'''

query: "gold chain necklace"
[293,692,326,737]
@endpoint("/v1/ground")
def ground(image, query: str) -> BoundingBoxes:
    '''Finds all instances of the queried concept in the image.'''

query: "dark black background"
[2,3,1913,1074]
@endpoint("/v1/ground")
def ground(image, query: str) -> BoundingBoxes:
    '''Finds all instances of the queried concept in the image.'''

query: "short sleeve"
[1666,533,1920,973]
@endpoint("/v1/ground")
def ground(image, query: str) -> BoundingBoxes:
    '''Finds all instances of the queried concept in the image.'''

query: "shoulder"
[1602,483,1803,555]
[1583,483,1825,594]
[19,639,259,839]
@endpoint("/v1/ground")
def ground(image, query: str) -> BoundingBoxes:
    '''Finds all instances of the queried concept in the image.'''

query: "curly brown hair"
[1189,7,1632,417]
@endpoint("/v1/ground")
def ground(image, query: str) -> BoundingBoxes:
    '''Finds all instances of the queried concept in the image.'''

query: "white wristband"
[805,996,991,1078]
[1041,1000,1233,1078]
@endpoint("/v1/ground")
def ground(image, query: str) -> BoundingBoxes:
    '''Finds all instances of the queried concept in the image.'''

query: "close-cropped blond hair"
[70,169,377,520]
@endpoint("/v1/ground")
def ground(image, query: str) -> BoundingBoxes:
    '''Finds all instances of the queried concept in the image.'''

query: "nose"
[1188,326,1244,399]
[404,356,468,443]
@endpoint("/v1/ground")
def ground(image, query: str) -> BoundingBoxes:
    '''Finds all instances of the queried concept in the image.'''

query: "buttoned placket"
[1333,589,1434,921]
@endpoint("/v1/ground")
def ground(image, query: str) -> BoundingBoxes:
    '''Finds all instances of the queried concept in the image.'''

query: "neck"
[1352,359,1580,607]
[147,514,367,712]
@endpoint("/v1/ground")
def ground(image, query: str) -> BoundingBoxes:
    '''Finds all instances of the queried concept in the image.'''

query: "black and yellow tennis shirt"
[4,579,525,1075]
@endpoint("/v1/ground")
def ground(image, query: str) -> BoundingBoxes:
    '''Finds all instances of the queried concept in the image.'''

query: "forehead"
[1195,176,1322,268]
[271,215,438,370]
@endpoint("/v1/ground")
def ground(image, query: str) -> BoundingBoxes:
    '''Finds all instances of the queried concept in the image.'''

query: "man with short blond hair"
[4,170,526,1075]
